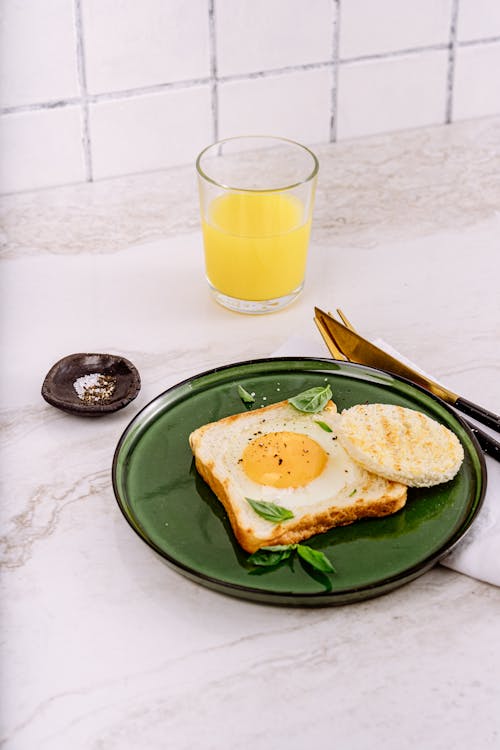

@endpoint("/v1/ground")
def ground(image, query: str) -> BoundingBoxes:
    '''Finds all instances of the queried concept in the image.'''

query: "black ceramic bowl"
[42,353,141,416]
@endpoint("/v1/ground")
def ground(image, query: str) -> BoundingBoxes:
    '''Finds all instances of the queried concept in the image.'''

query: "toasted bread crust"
[193,454,255,552]
[262,490,407,549]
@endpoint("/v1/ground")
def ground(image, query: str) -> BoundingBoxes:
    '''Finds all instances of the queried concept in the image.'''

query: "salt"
[73,372,116,404]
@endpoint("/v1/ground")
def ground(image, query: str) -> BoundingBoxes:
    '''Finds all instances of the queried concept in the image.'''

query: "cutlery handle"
[455,397,500,433]
[465,422,500,461]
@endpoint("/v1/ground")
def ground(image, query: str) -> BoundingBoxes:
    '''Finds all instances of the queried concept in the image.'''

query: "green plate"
[112,358,486,606]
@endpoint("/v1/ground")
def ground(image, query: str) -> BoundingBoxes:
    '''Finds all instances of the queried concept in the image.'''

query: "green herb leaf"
[248,543,336,577]
[237,384,255,404]
[246,498,294,523]
[349,488,357,497]
[296,544,335,573]
[314,420,333,433]
[288,385,332,413]
[248,545,296,567]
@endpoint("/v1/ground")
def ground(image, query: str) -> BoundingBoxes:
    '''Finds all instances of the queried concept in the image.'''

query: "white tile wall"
[0,0,80,109]
[216,0,333,76]
[337,50,449,140]
[1,0,499,193]
[89,86,212,179]
[0,108,85,193]
[339,0,452,59]
[218,69,332,145]
[457,0,500,42]
[453,42,500,120]
[82,0,211,94]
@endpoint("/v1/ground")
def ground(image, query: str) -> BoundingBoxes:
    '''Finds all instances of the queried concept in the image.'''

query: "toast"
[189,399,408,553]
[338,404,464,487]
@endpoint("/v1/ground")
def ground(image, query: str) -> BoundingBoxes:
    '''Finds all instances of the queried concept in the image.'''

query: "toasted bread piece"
[189,399,407,553]
[338,403,464,487]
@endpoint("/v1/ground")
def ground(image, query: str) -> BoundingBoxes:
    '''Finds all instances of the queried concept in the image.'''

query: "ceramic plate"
[112,358,486,606]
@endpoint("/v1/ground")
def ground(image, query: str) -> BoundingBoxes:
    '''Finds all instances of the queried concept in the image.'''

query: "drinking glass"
[196,135,319,314]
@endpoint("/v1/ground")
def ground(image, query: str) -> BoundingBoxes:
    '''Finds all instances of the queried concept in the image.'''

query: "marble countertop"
[1,117,500,749]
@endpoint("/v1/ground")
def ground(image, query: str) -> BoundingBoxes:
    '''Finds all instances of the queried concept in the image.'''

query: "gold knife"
[314,307,500,434]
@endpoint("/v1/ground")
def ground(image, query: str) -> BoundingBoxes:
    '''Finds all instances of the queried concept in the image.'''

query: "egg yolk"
[241,431,328,489]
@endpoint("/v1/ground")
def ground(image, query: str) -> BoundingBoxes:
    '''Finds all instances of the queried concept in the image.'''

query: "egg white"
[215,403,368,531]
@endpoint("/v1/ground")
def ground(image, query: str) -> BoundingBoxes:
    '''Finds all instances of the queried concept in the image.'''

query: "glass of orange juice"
[196,136,319,314]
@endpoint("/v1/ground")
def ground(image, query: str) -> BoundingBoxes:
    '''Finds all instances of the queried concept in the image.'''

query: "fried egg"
[189,398,408,551]
[207,401,391,528]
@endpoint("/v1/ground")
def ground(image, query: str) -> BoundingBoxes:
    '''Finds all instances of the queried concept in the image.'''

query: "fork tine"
[336,308,357,332]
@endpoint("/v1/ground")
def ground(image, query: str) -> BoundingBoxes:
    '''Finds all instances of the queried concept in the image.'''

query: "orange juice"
[201,192,311,301]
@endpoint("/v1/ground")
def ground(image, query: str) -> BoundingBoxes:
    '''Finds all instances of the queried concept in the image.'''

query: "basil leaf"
[314,420,333,433]
[237,384,255,404]
[296,544,335,573]
[246,498,294,523]
[288,385,332,413]
[248,545,295,567]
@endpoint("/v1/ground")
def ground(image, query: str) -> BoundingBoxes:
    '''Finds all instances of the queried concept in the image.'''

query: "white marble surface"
[1,118,500,749]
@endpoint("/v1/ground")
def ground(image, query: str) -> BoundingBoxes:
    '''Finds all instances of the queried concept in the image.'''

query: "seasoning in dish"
[73,373,117,404]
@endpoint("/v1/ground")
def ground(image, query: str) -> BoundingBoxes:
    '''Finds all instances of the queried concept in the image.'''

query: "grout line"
[217,60,332,83]
[74,0,93,182]
[208,0,219,143]
[0,98,82,115]
[0,64,331,117]
[458,35,500,47]
[0,77,216,117]
[338,34,500,66]
[330,0,341,143]
[446,0,459,124]
[2,34,499,120]
[89,77,213,102]
[339,42,449,65]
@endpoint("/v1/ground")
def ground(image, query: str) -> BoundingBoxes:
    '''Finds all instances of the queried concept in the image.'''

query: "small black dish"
[42,353,141,416]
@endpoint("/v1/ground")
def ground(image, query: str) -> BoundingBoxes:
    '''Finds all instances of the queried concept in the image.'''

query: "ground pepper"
[73,373,116,404]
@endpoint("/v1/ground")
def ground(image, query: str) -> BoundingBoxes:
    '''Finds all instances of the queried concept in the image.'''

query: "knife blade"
[314,307,500,434]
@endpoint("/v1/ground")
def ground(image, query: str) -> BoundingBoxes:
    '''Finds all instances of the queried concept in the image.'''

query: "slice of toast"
[189,399,408,553]
[337,403,464,487]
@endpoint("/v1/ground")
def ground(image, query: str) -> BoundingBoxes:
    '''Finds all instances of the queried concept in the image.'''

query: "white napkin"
[272,336,500,588]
